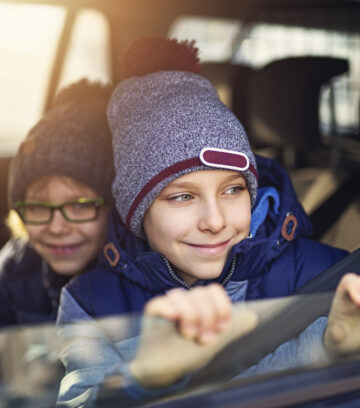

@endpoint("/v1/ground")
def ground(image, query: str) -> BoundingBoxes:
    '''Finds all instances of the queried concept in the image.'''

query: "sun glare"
[0,3,111,157]
[0,3,66,156]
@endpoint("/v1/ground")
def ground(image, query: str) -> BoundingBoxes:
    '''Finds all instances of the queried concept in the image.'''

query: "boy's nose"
[198,201,226,233]
[47,209,71,235]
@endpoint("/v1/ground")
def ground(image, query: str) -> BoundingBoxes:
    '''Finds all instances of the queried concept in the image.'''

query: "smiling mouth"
[185,239,231,255]
[44,243,84,256]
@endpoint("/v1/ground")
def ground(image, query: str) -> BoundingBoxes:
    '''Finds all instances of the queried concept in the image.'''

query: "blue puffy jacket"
[0,238,71,328]
[60,156,347,319]
[56,156,348,407]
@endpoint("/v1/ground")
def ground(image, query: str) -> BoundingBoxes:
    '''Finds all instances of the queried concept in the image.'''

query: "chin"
[50,262,84,277]
[188,267,223,281]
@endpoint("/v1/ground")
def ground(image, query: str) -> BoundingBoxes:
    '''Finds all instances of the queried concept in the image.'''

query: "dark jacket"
[0,238,70,327]
[61,156,347,321]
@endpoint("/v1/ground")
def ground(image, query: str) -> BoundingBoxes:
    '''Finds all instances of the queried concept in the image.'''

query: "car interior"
[0,0,359,406]
[0,0,359,251]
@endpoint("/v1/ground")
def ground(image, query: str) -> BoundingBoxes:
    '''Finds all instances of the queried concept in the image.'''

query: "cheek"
[25,226,44,243]
[81,218,108,246]
[143,214,164,252]
[229,199,251,232]
[144,210,179,252]
[88,207,109,239]
[237,209,251,230]
[154,210,191,240]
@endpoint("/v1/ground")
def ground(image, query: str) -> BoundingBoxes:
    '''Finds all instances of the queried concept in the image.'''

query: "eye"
[72,202,93,212]
[168,193,194,202]
[224,185,245,195]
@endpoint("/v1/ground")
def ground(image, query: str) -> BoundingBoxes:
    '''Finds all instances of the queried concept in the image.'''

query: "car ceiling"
[3,0,360,34]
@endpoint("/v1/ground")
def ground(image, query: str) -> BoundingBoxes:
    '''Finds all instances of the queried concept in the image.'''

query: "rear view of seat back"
[246,56,349,166]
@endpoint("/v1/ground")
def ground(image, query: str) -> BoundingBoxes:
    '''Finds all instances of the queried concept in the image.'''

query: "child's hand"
[324,273,360,354]
[129,284,258,388]
[145,284,233,344]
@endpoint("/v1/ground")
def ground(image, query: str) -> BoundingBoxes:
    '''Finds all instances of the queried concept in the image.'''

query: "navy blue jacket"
[0,239,70,327]
[62,156,347,321]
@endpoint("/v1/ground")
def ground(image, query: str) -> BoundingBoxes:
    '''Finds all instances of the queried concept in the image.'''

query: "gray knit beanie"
[8,79,114,207]
[108,37,258,237]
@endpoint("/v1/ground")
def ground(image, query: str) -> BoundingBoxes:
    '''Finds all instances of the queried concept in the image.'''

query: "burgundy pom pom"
[118,35,201,81]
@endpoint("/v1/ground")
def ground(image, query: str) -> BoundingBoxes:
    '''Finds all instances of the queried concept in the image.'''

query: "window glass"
[57,8,111,91]
[1,295,360,407]
[169,17,360,139]
[0,4,66,156]
[235,24,360,137]
[169,16,239,62]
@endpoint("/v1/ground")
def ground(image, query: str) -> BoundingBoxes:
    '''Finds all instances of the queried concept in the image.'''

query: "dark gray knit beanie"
[8,79,114,207]
[108,37,258,237]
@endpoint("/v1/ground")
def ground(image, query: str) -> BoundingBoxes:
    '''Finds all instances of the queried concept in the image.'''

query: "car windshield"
[1,291,360,407]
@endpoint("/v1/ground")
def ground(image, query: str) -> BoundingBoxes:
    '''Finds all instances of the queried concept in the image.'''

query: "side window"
[169,16,239,107]
[234,24,360,139]
[169,16,239,62]
[57,8,111,91]
[169,17,360,143]
[0,3,66,156]
[0,5,111,157]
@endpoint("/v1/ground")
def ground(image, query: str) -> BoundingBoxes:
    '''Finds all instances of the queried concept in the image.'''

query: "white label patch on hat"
[200,147,249,172]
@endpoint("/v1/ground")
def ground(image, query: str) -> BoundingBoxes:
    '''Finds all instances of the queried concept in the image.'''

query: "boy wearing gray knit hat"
[109,68,258,237]
[106,35,259,288]
[109,43,258,238]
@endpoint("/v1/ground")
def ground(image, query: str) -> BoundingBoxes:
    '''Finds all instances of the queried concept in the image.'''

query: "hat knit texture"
[8,79,114,207]
[108,36,258,237]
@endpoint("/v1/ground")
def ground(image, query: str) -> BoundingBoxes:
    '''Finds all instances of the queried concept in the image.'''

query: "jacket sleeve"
[293,239,348,291]
[235,316,329,380]
[56,289,188,407]
[56,288,132,407]
[0,240,20,326]
[267,237,348,296]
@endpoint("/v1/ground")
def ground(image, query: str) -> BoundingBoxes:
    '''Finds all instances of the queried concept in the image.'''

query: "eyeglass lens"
[21,201,98,223]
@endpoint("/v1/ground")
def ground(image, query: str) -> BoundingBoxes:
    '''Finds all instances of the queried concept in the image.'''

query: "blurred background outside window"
[170,16,360,143]
[0,4,111,156]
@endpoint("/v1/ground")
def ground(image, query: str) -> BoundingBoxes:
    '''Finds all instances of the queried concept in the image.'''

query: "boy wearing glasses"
[0,79,114,328]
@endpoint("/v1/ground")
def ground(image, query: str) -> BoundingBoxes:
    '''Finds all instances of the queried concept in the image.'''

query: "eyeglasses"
[14,198,105,225]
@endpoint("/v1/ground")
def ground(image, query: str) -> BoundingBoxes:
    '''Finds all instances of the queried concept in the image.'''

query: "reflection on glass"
[1,294,360,407]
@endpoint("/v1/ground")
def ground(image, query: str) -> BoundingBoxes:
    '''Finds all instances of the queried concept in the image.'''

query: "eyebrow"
[165,173,246,191]
[222,173,246,182]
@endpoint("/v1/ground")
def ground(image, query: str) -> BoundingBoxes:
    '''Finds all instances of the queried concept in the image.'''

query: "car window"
[0,4,111,157]
[234,23,360,139]
[169,16,360,145]
[0,3,66,156]
[57,8,112,91]
[169,16,240,62]
[1,294,360,407]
